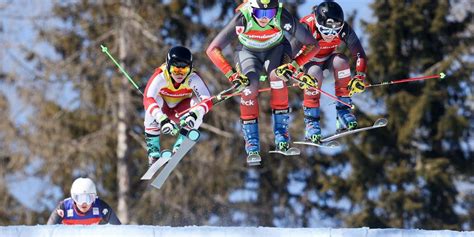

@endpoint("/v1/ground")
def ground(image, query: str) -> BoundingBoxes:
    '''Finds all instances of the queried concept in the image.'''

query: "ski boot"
[242,119,261,165]
[145,133,160,166]
[271,109,300,156]
[304,107,322,144]
[336,96,357,132]
[273,109,290,151]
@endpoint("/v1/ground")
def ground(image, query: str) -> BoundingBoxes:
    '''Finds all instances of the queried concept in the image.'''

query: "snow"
[0,226,472,237]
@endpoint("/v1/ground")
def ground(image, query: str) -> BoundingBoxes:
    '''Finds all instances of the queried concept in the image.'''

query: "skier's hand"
[297,73,318,90]
[276,61,300,81]
[158,115,178,136]
[179,110,199,129]
[227,70,249,90]
[348,72,366,96]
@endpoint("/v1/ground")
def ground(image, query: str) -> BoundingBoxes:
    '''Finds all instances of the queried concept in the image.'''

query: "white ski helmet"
[70,177,97,204]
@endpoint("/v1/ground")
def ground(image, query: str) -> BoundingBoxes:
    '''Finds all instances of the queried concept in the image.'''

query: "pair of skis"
[256,118,388,164]
[141,129,200,189]
[294,117,388,146]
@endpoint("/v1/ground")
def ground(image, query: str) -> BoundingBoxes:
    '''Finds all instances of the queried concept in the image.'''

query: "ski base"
[294,140,340,148]
[269,147,301,156]
[141,129,199,185]
[321,118,388,143]
[246,154,261,166]
[141,157,170,181]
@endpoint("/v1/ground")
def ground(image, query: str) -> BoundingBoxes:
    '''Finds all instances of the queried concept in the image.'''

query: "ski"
[294,140,341,148]
[320,118,388,143]
[140,150,174,181]
[247,153,262,166]
[150,129,200,189]
[269,147,301,156]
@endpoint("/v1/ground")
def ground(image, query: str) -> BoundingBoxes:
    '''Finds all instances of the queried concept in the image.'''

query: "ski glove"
[226,70,249,90]
[180,110,199,129]
[348,72,366,96]
[276,61,300,81]
[158,115,178,136]
[297,73,318,90]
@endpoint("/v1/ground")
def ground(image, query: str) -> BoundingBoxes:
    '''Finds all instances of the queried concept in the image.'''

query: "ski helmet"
[249,0,279,9]
[166,46,193,74]
[314,1,344,29]
[70,177,97,205]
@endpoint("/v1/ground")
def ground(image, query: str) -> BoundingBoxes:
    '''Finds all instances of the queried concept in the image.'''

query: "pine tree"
[324,0,473,229]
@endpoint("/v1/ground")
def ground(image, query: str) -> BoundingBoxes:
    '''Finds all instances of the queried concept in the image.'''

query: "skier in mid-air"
[47,177,121,225]
[294,0,368,144]
[206,0,320,162]
[143,46,213,166]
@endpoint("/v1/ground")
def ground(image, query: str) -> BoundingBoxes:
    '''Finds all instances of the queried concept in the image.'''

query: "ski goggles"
[72,193,96,205]
[252,8,277,20]
[170,64,191,76]
[316,23,343,36]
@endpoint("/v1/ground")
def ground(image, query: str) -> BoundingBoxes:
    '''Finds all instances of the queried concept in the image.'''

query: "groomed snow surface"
[1,226,473,237]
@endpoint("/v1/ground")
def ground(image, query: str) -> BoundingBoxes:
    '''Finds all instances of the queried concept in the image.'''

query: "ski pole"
[100,44,144,96]
[177,83,300,117]
[366,72,446,88]
[290,75,354,109]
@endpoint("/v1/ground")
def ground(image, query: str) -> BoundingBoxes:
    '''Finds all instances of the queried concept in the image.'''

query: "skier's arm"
[101,202,121,225]
[281,9,319,67]
[341,23,367,75]
[46,202,65,225]
[206,14,242,78]
[188,73,213,115]
[143,70,166,119]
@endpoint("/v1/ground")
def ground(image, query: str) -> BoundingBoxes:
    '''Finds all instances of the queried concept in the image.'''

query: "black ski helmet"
[166,46,193,73]
[249,0,279,9]
[314,1,344,28]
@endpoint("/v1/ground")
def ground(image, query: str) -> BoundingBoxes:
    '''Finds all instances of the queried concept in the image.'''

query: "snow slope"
[0,226,472,237]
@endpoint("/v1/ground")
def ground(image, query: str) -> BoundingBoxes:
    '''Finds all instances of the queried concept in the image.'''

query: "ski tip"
[439,72,446,79]
[374,118,388,126]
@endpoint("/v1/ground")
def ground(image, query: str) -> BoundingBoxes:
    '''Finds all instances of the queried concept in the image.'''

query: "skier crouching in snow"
[295,1,368,144]
[206,0,320,160]
[143,46,213,166]
[47,177,121,225]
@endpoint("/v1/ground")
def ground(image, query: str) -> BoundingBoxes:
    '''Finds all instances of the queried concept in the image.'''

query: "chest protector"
[237,3,284,50]
[61,198,107,225]
[156,64,194,106]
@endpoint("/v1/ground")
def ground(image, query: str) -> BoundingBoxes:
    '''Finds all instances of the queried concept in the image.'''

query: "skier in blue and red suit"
[206,0,320,159]
[294,0,368,144]
[47,177,121,225]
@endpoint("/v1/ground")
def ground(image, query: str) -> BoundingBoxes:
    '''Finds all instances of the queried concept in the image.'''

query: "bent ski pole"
[176,84,239,118]
[366,72,446,88]
[100,44,144,95]
[177,83,299,117]
[290,75,354,109]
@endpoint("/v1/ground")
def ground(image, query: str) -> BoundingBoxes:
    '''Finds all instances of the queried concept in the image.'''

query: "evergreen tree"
[322,0,473,229]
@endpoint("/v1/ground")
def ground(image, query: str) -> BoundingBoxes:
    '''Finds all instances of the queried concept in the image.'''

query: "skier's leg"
[267,45,291,150]
[303,62,324,143]
[144,112,161,166]
[237,50,262,155]
[331,54,357,130]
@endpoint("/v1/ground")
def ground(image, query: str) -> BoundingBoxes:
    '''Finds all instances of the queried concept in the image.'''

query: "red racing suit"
[143,65,213,135]
[298,13,367,108]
